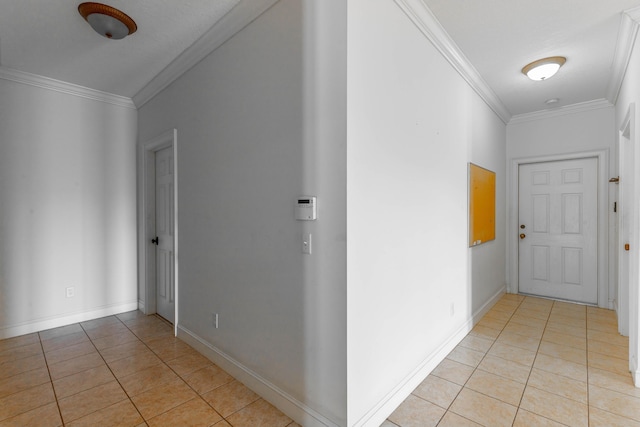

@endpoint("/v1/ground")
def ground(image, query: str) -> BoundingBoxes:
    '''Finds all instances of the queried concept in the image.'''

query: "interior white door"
[518,158,598,304]
[155,146,175,323]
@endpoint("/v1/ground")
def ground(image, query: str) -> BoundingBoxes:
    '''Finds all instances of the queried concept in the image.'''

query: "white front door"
[518,158,598,304]
[155,146,175,323]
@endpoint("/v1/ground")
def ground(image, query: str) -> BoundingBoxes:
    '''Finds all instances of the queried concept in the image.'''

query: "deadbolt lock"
[520,224,525,229]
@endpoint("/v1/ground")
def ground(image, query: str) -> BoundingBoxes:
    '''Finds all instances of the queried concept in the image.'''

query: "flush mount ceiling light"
[522,56,566,81]
[78,2,137,40]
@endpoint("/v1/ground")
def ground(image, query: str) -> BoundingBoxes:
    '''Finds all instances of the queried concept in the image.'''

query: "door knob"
[151,237,159,245]
[520,233,526,239]
[625,243,630,251]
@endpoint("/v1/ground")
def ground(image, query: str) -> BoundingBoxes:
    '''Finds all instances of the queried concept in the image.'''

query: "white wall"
[0,78,138,338]
[138,0,347,425]
[615,29,640,385]
[346,1,506,425]
[507,108,615,160]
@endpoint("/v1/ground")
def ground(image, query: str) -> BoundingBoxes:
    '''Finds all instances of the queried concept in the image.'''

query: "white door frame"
[508,150,609,308]
[619,103,640,385]
[139,129,179,333]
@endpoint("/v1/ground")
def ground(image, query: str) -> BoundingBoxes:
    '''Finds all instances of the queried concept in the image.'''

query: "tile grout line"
[77,315,148,426]
[586,305,590,426]
[117,315,236,425]
[114,313,266,426]
[37,331,66,427]
[509,299,558,427]
[430,295,527,426]
[4,315,301,427]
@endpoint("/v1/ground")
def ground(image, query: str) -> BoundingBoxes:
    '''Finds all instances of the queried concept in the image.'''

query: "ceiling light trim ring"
[522,56,566,81]
[78,2,137,39]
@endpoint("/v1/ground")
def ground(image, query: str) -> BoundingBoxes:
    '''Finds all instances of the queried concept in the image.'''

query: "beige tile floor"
[0,295,636,427]
[0,310,300,427]
[383,294,639,427]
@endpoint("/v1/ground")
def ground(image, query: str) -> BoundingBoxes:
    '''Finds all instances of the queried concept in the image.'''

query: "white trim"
[0,66,135,109]
[0,302,138,340]
[617,106,634,336]
[133,0,279,108]
[607,12,640,105]
[178,325,339,427]
[352,287,506,427]
[393,0,511,124]
[619,104,640,385]
[139,129,179,334]
[508,151,609,307]
[627,5,640,22]
[509,99,614,125]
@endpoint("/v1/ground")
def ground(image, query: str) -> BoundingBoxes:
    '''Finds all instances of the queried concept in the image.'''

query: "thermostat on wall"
[296,196,317,220]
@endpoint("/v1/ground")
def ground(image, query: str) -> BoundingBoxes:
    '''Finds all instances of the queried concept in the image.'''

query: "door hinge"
[614,202,617,213]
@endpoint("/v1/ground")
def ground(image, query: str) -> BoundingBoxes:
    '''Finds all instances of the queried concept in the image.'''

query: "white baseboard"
[634,369,640,387]
[0,301,139,339]
[138,300,146,312]
[353,286,506,427]
[178,325,340,427]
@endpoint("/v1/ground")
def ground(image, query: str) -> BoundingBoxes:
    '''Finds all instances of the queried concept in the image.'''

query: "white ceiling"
[422,0,640,116]
[2,1,640,117]
[0,0,244,98]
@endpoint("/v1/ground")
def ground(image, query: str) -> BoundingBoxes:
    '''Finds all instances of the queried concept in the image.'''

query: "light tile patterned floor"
[0,295,637,426]
[383,294,639,427]
[0,311,300,427]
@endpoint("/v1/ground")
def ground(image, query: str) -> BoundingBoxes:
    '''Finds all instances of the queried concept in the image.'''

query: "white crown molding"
[393,0,511,124]
[0,66,136,109]
[508,99,614,125]
[626,5,640,24]
[133,0,279,108]
[606,10,640,105]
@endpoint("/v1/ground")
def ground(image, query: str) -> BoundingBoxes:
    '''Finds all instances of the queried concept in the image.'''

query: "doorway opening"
[140,129,178,330]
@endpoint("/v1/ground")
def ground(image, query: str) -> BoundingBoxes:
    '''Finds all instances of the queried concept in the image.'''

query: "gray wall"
[0,78,138,337]
[138,0,347,424]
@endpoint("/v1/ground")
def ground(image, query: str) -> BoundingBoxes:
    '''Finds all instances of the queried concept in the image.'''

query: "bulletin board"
[469,163,495,247]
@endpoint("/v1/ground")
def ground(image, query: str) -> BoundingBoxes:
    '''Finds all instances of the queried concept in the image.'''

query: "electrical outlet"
[66,287,75,298]
[212,313,219,329]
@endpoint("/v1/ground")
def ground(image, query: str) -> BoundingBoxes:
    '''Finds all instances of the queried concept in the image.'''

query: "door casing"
[619,103,640,385]
[508,150,610,308]
[139,129,179,333]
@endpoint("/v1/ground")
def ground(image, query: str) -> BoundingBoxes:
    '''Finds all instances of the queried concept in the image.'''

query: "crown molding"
[0,66,135,109]
[393,0,511,124]
[606,10,640,105]
[133,0,279,108]
[626,5,640,24]
[508,99,614,125]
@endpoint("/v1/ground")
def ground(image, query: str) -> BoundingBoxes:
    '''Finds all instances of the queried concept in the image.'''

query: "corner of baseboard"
[0,301,139,339]
[352,285,506,426]
[176,325,339,427]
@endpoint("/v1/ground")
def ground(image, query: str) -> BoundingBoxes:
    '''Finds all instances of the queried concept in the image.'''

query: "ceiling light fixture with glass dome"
[522,56,566,81]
